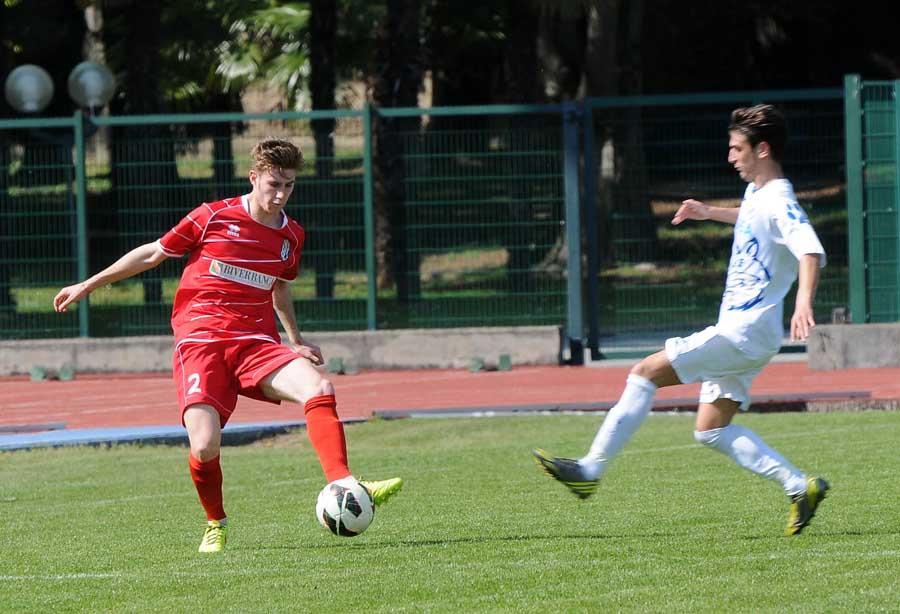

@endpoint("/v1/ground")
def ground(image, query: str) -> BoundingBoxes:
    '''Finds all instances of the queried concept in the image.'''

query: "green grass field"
[3,411,900,612]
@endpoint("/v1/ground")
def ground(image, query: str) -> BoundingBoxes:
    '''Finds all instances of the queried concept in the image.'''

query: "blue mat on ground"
[0,420,314,451]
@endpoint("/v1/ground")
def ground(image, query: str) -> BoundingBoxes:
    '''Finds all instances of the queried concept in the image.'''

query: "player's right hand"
[53,283,89,313]
[291,341,324,366]
[672,199,710,225]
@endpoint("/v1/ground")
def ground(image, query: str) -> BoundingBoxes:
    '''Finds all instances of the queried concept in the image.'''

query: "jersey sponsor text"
[209,259,276,290]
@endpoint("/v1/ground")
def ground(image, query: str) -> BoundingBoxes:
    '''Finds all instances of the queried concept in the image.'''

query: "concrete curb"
[0,326,562,376]
[808,323,900,369]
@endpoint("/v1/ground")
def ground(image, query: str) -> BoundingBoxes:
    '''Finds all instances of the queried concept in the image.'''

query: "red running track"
[3,361,900,430]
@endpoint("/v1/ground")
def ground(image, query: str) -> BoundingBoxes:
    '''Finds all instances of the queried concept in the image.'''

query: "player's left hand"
[790,304,816,341]
[53,282,90,313]
[672,199,710,225]
[292,340,324,365]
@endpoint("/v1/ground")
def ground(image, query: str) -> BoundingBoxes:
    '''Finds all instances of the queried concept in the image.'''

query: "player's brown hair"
[250,138,304,172]
[729,104,787,161]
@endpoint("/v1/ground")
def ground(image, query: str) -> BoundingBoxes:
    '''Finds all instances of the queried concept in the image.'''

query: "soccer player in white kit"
[534,104,829,536]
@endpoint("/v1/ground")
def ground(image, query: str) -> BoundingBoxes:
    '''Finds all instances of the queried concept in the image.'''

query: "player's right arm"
[672,199,740,225]
[53,241,169,313]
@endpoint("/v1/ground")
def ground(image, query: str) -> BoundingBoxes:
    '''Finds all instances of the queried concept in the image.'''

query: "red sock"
[304,394,351,482]
[189,454,226,521]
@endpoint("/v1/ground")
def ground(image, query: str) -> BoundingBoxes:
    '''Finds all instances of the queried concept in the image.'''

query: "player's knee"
[315,377,334,397]
[629,359,652,379]
[191,441,220,462]
[295,375,333,403]
[694,427,723,448]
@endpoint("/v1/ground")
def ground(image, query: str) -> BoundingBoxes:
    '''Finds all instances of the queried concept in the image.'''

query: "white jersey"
[716,178,825,358]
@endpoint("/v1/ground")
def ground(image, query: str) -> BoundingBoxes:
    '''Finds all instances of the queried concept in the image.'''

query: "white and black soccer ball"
[315,478,375,537]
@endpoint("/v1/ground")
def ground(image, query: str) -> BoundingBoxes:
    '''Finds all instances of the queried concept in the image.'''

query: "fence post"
[73,111,90,337]
[894,80,900,322]
[843,74,865,323]
[362,104,377,330]
[581,101,601,359]
[562,102,584,365]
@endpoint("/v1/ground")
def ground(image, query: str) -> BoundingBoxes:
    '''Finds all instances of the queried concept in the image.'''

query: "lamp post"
[3,64,55,113]
[3,61,116,336]
[68,61,116,116]
[4,60,115,117]
[2,65,56,311]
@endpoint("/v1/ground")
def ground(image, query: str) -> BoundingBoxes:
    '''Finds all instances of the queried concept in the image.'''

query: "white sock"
[694,425,807,496]
[579,373,657,480]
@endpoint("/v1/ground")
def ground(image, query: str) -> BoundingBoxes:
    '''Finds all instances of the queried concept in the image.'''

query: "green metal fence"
[1,90,852,360]
[844,75,900,323]
[0,115,85,339]
[584,90,847,356]
[377,105,570,331]
[1,106,574,342]
[90,111,371,336]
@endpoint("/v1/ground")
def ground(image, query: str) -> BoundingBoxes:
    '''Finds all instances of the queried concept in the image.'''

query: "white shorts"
[664,326,774,411]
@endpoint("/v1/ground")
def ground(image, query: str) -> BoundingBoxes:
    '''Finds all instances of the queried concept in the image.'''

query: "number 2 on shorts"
[187,372,202,395]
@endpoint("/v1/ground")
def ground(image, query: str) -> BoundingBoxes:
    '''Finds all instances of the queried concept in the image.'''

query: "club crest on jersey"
[227,224,240,237]
[209,259,275,290]
[280,239,290,261]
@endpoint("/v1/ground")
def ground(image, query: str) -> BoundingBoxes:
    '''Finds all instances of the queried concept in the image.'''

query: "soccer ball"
[315,478,374,537]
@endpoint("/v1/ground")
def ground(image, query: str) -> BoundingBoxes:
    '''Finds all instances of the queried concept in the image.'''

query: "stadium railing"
[0,86,856,361]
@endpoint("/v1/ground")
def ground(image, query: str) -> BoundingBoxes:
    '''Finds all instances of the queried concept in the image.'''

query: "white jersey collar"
[242,194,287,229]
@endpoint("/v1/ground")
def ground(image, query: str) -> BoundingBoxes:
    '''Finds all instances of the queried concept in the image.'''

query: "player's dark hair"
[251,138,304,172]
[729,104,787,161]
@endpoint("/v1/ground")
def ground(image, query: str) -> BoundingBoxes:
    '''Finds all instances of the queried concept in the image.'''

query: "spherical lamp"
[4,64,54,113]
[67,61,116,111]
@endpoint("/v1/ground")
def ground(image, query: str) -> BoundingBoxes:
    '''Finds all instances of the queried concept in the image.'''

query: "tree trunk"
[536,6,586,103]
[503,1,540,104]
[582,0,620,266]
[211,119,235,196]
[614,0,656,263]
[105,0,174,307]
[371,0,423,301]
[580,0,655,265]
[310,0,338,299]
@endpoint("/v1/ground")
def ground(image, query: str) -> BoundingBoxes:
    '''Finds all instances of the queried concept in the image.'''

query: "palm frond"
[248,3,310,39]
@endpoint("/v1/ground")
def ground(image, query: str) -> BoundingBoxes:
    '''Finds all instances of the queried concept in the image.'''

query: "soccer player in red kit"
[53,138,402,553]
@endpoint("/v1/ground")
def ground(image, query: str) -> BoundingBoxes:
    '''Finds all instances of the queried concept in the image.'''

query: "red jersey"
[157,195,305,343]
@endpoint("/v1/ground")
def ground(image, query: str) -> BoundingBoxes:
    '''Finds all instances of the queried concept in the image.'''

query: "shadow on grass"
[733,526,900,541]
[249,530,685,551]
[244,522,900,552]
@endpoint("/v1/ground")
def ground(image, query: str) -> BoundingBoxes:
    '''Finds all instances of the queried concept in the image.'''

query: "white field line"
[0,572,125,581]
[6,548,900,583]
[1,397,172,411]
[0,568,297,581]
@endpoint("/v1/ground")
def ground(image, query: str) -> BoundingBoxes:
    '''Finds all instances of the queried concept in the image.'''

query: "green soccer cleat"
[198,520,227,553]
[359,477,403,507]
[532,448,598,500]
[785,477,830,536]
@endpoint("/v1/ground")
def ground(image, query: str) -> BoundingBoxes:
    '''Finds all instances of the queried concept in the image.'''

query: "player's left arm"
[773,200,825,341]
[790,254,821,341]
[672,199,741,225]
[272,279,323,365]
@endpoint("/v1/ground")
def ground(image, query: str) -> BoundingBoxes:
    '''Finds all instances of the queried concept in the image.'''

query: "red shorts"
[172,338,301,426]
